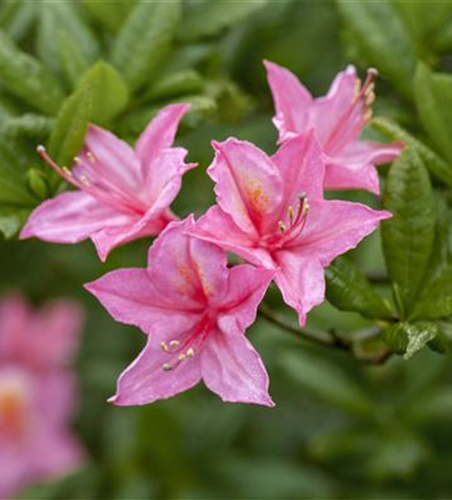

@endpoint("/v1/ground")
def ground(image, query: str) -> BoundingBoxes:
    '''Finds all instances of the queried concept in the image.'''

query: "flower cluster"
[0,294,85,498]
[21,62,401,407]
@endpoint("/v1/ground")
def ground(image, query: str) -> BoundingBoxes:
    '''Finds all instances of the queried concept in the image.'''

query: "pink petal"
[81,124,142,195]
[0,294,31,364]
[20,191,131,245]
[147,218,229,305]
[110,336,202,406]
[309,65,359,147]
[220,265,274,328]
[324,160,381,195]
[271,131,325,205]
[274,251,326,326]
[264,60,313,143]
[135,103,190,173]
[201,325,274,407]
[188,206,275,268]
[336,139,404,167]
[292,199,391,266]
[209,138,284,236]
[85,269,202,336]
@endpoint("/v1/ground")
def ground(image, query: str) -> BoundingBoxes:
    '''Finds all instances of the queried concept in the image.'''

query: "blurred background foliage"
[1,0,452,498]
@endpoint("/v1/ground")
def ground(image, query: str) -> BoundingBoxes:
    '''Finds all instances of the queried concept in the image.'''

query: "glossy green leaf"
[57,28,90,89]
[412,265,452,320]
[83,0,137,33]
[179,0,269,41]
[0,30,64,114]
[111,0,182,92]
[384,321,439,359]
[414,63,452,164]
[372,117,452,188]
[0,0,35,42]
[382,149,436,312]
[326,257,393,320]
[48,86,91,168]
[337,0,417,99]
[281,351,373,416]
[76,61,129,126]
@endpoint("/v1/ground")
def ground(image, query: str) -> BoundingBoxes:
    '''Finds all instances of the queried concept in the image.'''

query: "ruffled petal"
[187,206,274,268]
[20,191,130,245]
[209,138,284,236]
[274,251,325,326]
[324,160,381,195]
[110,336,202,406]
[201,325,274,407]
[291,199,391,266]
[264,60,313,143]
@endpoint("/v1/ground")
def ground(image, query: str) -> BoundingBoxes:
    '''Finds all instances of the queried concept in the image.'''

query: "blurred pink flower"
[264,61,403,194]
[86,218,274,407]
[21,104,196,261]
[0,294,85,498]
[188,133,391,326]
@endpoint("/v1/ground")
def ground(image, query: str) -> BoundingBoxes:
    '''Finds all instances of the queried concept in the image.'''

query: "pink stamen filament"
[37,146,144,215]
[324,68,377,156]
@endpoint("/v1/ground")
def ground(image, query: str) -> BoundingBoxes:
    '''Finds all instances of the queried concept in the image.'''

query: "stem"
[259,303,392,365]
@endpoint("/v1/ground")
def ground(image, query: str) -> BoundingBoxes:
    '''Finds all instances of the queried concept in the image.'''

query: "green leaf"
[281,351,373,416]
[382,149,436,313]
[326,257,393,320]
[0,0,36,42]
[383,321,438,358]
[179,0,269,41]
[111,0,182,92]
[48,86,91,168]
[337,0,417,99]
[0,114,53,139]
[76,61,129,126]
[372,116,452,188]
[144,70,204,101]
[412,265,452,320]
[57,28,90,89]
[414,63,452,164]
[83,0,137,33]
[0,30,65,114]
[0,205,31,238]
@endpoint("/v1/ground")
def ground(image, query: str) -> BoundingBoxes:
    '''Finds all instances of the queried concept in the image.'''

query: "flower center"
[324,68,377,156]
[0,372,30,440]
[262,192,309,251]
[37,146,145,215]
[159,315,214,372]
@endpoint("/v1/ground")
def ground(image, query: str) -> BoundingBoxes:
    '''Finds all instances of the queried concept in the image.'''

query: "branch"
[259,303,392,365]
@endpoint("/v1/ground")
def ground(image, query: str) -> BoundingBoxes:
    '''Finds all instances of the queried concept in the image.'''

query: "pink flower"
[85,218,274,407]
[187,133,391,326]
[21,104,196,261]
[264,61,403,194]
[0,294,85,498]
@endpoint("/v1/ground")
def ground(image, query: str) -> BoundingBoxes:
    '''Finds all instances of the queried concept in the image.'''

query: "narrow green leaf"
[281,351,373,416]
[83,0,137,33]
[414,63,452,164]
[0,114,53,139]
[412,265,452,320]
[382,149,436,312]
[372,116,452,188]
[179,0,269,41]
[57,28,90,89]
[0,205,31,238]
[76,61,129,126]
[337,0,417,99]
[326,257,393,320]
[48,86,91,168]
[111,0,182,91]
[144,70,204,101]
[0,0,35,42]
[0,30,65,114]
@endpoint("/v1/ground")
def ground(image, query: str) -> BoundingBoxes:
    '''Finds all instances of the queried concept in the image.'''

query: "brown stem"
[259,303,392,365]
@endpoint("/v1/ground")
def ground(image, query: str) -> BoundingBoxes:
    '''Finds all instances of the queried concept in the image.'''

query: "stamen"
[74,156,81,164]
[287,206,295,224]
[186,348,195,357]
[86,151,96,164]
[162,363,173,371]
[278,221,286,232]
[169,340,180,349]
[62,166,73,177]
[79,174,92,187]
[177,353,186,362]
[160,341,169,352]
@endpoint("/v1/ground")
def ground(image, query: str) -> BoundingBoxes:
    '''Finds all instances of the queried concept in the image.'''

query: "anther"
[86,151,96,164]
[79,174,91,186]
[162,363,173,371]
[160,341,169,352]
[287,206,295,223]
[37,145,46,154]
[74,156,81,164]
[62,167,73,177]
[169,340,180,349]
[178,353,187,362]
[278,221,286,232]
[186,348,195,357]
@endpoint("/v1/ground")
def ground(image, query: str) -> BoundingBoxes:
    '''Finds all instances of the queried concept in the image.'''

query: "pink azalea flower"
[85,218,274,407]
[264,60,403,194]
[187,132,391,326]
[21,104,196,261]
[0,294,85,498]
